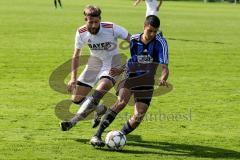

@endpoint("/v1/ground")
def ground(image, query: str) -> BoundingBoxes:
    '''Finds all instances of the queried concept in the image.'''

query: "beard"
[88,26,100,35]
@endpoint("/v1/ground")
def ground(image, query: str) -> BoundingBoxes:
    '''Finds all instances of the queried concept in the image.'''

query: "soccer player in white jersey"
[54,0,62,8]
[60,5,131,131]
[134,0,163,17]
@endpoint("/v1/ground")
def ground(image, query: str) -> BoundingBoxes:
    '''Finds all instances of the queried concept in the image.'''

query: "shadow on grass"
[74,135,240,159]
[167,37,226,44]
[125,135,240,159]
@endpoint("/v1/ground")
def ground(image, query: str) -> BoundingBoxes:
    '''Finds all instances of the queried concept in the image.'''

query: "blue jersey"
[128,33,168,65]
[127,33,168,77]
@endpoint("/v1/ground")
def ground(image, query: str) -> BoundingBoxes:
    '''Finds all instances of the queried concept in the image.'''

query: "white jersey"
[75,22,128,87]
[75,22,128,59]
[145,0,158,16]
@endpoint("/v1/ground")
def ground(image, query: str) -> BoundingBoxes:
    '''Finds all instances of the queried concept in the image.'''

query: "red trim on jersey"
[102,23,113,28]
[78,26,87,33]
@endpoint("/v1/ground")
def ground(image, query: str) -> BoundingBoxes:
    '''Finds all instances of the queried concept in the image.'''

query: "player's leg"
[69,83,93,123]
[87,77,114,107]
[54,0,57,8]
[61,63,100,131]
[60,82,92,131]
[72,56,112,126]
[85,54,121,128]
[121,101,149,135]
[91,54,121,108]
[71,81,92,105]
[121,88,153,135]
[90,88,132,147]
[57,0,62,8]
[90,77,115,128]
[62,77,114,131]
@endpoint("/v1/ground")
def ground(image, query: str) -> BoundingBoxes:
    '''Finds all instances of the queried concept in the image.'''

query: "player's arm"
[67,48,81,92]
[113,24,131,43]
[109,32,130,76]
[67,29,84,92]
[157,0,163,11]
[159,64,169,87]
[70,48,81,81]
[125,33,131,43]
[109,25,131,76]
[134,0,141,6]
[157,37,169,87]
[109,64,126,77]
[109,35,133,77]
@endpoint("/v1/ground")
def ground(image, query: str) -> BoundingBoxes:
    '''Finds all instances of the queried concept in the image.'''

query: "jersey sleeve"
[113,24,128,40]
[157,38,169,64]
[130,39,136,56]
[74,30,84,49]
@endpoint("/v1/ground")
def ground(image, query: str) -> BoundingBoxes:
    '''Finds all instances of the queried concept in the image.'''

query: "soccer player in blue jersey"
[90,15,169,147]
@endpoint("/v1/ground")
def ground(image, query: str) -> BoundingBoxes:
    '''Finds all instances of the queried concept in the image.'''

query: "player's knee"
[128,114,144,129]
[110,99,128,113]
[131,113,145,124]
[116,99,128,110]
[71,96,85,105]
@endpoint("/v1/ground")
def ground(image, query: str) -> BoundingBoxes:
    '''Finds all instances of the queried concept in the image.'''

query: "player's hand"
[67,79,77,93]
[109,68,123,77]
[159,79,168,87]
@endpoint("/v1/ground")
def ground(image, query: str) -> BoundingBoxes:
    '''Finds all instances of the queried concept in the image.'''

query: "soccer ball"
[105,130,126,150]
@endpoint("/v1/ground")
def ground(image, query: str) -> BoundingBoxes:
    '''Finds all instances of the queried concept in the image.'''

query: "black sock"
[54,0,57,8]
[58,0,62,7]
[121,120,135,135]
[95,109,117,138]
[92,90,105,105]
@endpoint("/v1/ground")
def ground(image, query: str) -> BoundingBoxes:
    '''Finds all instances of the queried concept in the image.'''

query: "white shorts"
[77,54,121,87]
[145,0,158,17]
[146,8,158,17]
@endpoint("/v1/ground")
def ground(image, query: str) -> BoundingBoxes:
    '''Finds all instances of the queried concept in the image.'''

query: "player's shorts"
[77,55,121,88]
[146,10,158,17]
[116,72,155,106]
[132,86,154,106]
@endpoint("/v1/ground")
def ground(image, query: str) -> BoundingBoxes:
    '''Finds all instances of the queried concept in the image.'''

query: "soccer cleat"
[90,136,105,147]
[92,105,107,128]
[60,121,73,131]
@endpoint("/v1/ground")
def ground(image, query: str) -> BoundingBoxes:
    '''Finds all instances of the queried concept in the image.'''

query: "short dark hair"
[144,15,160,28]
[83,5,101,18]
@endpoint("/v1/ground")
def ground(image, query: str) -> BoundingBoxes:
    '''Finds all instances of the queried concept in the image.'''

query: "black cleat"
[90,136,105,147]
[60,121,73,131]
[92,105,107,128]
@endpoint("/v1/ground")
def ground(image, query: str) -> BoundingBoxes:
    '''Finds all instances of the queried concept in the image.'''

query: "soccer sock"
[121,120,135,135]
[69,98,87,125]
[92,90,105,105]
[54,0,57,8]
[70,113,84,125]
[95,104,106,115]
[94,109,117,138]
[58,0,62,7]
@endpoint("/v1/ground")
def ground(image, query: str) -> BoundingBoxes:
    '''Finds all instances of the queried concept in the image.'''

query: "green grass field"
[0,0,240,159]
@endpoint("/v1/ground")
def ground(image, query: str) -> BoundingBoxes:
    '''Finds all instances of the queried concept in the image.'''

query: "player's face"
[143,24,159,41]
[85,16,101,35]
